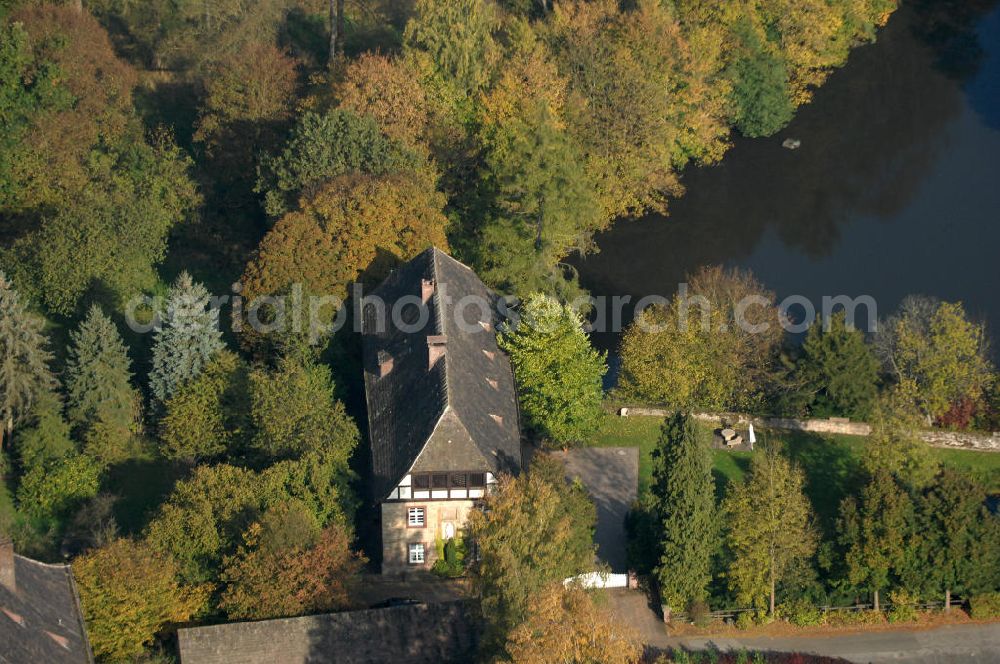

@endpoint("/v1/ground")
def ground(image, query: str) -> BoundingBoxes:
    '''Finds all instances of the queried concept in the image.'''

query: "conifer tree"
[66,304,141,464]
[150,272,225,403]
[913,470,1000,610]
[797,312,880,419]
[0,272,54,450]
[650,412,716,620]
[839,469,914,611]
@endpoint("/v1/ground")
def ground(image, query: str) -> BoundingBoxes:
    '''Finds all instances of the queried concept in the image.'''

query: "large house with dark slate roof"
[0,539,93,664]
[362,247,522,574]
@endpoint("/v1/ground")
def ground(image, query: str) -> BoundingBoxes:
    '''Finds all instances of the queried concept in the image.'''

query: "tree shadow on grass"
[782,432,866,538]
[711,455,751,503]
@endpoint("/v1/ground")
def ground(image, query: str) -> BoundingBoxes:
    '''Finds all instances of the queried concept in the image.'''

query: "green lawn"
[590,413,1000,533]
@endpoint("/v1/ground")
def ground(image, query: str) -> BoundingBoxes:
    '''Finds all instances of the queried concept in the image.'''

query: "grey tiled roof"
[362,247,522,499]
[177,599,479,664]
[0,555,93,664]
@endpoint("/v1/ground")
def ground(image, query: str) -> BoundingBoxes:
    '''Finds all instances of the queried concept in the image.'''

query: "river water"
[575,0,1000,358]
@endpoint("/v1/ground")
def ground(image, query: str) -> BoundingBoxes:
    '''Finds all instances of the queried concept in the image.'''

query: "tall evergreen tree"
[497,293,607,446]
[839,469,914,611]
[650,412,716,620]
[0,272,54,450]
[724,443,817,615]
[150,272,225,403]
[912,470,1000,610]
[797,312,880,419]
[66,304,141,464]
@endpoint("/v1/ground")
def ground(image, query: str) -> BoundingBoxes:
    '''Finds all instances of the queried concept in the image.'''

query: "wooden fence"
[673,598,965,623]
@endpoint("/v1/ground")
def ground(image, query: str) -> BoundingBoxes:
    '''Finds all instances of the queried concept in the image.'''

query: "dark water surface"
[575,1,1000,355]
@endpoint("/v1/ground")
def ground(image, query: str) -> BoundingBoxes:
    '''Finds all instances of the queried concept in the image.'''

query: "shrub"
[781,598,824,627]
[970,592,1000,619]
[431,536,465,578]
[735,610,754,630]
[888,590,919,623]
[826,608,885,626]
[687,599,711,628]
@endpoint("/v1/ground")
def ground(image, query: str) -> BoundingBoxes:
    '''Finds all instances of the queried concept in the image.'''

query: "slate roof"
[0,553,93,664]
[177,599,479,664]
[362,247,522,499]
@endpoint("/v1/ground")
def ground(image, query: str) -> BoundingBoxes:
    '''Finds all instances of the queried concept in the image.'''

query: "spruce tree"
[0,272,54,450]
[150,272,225,403]
[650,412,716,619]
[66,304,140,464]
[797,312,880,419]
[914,470,999,610]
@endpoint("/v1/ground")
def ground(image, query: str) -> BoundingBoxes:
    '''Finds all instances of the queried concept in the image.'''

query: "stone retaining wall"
[616,407,1000,452]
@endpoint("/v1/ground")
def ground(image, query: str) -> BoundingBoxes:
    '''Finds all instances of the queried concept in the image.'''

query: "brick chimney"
[427,335,447,369]
[377,350,394,378]
[0,538,14,594]
[421,279,435,303]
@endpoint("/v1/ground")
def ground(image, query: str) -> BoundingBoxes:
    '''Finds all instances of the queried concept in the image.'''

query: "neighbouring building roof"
[362,247,522,500]
[0,542,93,664]
[177,600,479,664]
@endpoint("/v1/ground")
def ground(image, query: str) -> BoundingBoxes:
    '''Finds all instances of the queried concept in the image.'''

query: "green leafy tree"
[0,272,54,450]
[796,312,880,419]
[404,0,499,95]
[249,353,359,461]
[723,444,817,615]
[149,272,225,403]
[618,266,784,413]
[839,469,914,611]
[65,304,141,465]
[0,20,72,208]
[726,18,794,137]
[145,454,356,586]
[650,412,716,619]
[880,298,993,423]
[193,41,298,204]
[16,453,101,521]
[498,294,606,446]
[160,351,249,462]
[14,391,75,471]
[24,136,199,314]
[864,380,939,490]
[477,99,601,298]
[256,108,425,219]
[467,455,596,653]
[74,538,207,662]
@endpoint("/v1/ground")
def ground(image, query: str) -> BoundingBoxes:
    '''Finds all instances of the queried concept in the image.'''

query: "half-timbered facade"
[362,247,522,574]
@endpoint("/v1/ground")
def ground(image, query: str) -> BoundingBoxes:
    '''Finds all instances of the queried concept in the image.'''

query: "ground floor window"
[408,543,425,564]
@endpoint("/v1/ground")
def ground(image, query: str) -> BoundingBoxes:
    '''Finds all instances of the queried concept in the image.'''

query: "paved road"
[551,447,638,572]
[669,623,1000,663]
